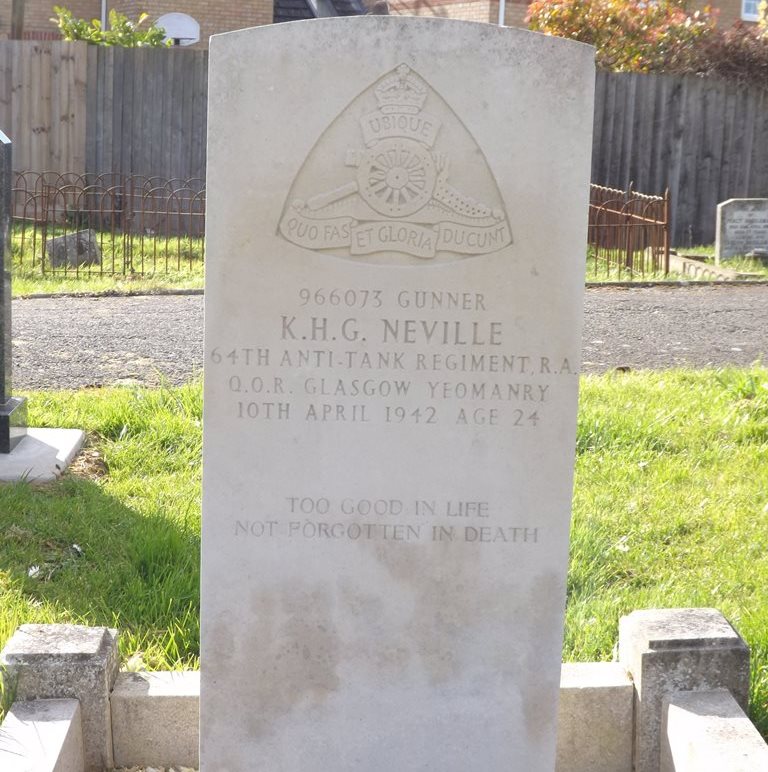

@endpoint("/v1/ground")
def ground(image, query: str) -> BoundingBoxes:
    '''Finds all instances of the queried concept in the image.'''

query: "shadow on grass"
[0,474,200,670]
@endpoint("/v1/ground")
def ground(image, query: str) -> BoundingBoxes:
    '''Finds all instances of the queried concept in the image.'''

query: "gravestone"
[0,130,26,453]
[46,229,101,269]
[715,198,768,263]
[202,17,594,771]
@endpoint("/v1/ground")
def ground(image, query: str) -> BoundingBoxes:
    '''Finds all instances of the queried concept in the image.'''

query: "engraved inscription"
[207,285,576,432]
[208,281,577,553]
[278,64,512,264]
[724,206,768,252]
[230,496,541,548]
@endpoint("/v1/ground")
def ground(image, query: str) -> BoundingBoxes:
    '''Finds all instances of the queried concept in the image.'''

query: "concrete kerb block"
[661,689,768,772]
[619,608,750,772]
[556,662,634,772]
[111,670,200,769]
[0,624,119,772]
[0,427,85,483]
[0,698,85,772]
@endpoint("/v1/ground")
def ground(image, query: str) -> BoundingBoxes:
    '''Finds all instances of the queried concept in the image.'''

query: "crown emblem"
[374,64,427,115]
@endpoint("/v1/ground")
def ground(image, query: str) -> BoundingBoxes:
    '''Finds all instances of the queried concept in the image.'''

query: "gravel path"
[10,284,768,390]
[13,294,204,390]
[580,284,767,372]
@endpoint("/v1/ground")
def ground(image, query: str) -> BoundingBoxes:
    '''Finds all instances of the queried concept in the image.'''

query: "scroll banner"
[280,210,512,259]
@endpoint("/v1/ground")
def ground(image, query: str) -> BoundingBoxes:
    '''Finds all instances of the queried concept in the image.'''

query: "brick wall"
[388,0,528,27]
[1,1,101,39]
[487,0,530,27]
[2,1,272,45]
[498,0,529,28]
[691,0,759,27]
[387,0,492,22]
[118,1,272,47]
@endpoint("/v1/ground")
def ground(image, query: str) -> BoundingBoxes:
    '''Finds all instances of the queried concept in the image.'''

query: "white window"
[742,0,760,22]
[156,13,200,46]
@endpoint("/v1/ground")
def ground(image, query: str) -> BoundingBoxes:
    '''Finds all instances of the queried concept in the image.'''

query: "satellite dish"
[156,13,200,46]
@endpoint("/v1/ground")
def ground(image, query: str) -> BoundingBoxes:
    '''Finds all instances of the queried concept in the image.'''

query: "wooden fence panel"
[0,41,87,175]
[85,46,208,181]
[751,90,768,197]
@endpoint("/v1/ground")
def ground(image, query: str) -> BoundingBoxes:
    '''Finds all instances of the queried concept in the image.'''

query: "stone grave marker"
[45,229,101,269]
[0,130,26,453]
[202,17,594,771]
[715,198,768,262]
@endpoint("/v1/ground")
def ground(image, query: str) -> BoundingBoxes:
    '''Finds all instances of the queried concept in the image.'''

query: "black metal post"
[0,131,27,453]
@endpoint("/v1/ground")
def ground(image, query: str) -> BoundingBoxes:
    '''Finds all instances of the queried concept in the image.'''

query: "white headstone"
[202,17,594,771]
[715,198,768,262]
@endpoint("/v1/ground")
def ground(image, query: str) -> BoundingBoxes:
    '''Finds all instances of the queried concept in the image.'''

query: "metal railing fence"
[12,171,206,276]
[588,183,670,278]
[11,173,670,279]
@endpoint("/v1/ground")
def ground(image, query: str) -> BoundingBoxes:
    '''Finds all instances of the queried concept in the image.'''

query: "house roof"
[274,0,376,24]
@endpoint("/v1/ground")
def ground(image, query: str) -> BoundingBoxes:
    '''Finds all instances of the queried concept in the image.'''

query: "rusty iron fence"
[12,171,206,275]
[588,183,670,278]
[11,173,669,280]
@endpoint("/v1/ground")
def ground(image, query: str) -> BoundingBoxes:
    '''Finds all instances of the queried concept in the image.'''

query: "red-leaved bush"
[527,0,768,84]
[696,22,768,83]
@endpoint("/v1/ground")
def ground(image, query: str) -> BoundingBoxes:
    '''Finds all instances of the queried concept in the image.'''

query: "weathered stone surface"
[0,129,26,453]
[556,662,633,772]
[0,624,119,771]
[0,427,85,482]
[111,767,196,772]
[715,198,768,262]
[661,689,768,772]
[202,16,594,772]
[112,671,199,769]
[0,698,84,772]
[619,608,750,772]
[46,229,101,269]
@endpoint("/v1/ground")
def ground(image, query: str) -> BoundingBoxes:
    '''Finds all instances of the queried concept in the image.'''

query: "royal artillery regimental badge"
[278,64,512,265]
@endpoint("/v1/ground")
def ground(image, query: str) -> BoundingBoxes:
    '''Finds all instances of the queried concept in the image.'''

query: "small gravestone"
[715,198,768,263]
[0,130,26,453]
[45,229,101,269]
[202,18,594,770]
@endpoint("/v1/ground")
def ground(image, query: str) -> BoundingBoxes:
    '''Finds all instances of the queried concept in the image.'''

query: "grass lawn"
[0,369,766,733]
[586,244,768,282]
[681,246,768,279]
[10,223,205,296]
[12,271,205,297]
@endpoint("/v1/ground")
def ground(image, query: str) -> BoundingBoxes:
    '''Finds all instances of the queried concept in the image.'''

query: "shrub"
[51,6,169,47]
[528,0,768,84]
[526,0,717,72]
[694,22,768,83]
